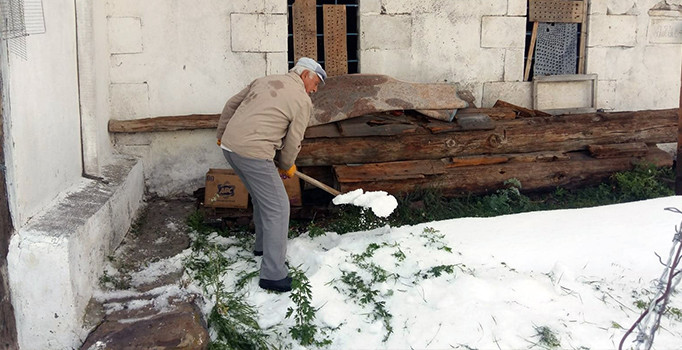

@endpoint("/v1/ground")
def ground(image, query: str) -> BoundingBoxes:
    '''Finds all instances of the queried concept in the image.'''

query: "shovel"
[294,170,341,196]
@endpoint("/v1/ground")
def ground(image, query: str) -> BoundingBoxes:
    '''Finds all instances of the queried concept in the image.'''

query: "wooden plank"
[338,149,673,196]
[529,0,585,23]
[588,142,648,159]
[448,156,510,167]
[304,123,342,138]
[109,114,219,133]
[457,107,517,120]
[524,21,539,82]
[323,5,348,77]
[337,115,421,137]
[293,0,317,61]
[493,100,552,118]
[578,1,587,74]
[298,109,678,166]
[334,160,448,182]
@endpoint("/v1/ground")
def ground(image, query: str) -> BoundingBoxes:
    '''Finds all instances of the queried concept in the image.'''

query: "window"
[523,0,587,81]
[286,0,359,74]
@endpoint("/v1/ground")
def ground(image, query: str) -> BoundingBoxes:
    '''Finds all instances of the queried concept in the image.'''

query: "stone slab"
[481,16,527,48]
[588,14,638,47]
[108,17,143,54]
[361,14,412,50]
[230,13,287,52]
[309,74,468,126]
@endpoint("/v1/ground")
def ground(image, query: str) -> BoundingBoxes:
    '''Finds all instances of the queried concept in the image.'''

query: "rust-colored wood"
[493,100,552,118]
[588,142,648,159]
[529,0,585,23]
[334,160,448,182]
[337,115,422,137]
[457,107,517,120]
[524,21,539,82]
[0,82,18,350]
[323,5,348,77]
[578,1,587,74]
[299,109,678,166]
[108,114,219,133]
[293,0,317,62]
[338,149,672,196]
[304,123,342,139]
[448,156,511,167]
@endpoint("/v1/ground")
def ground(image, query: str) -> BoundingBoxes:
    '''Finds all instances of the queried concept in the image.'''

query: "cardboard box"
[204,169,249,208]
[204,168,303,208]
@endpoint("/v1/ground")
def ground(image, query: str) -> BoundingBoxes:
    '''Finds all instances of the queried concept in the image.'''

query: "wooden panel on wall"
[529,0,585,23]
[323,5,348,77]
[293,0,317,61]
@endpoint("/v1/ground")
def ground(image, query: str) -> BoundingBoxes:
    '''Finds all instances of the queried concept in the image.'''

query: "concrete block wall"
[8,157,144,349]
[105,0,682,196]
[358,0,682,111]
[105,1,289,196]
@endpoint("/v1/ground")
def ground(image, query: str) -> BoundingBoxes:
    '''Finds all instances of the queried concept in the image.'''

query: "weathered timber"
[336,149,672,196]
[493,100,552,117]
[309,74,468,126]
[457,107,517,120]
[109,114,219,133]
[415,109,456,122]
[448,151,569,167]
[334,159,448,182]
[337,115,423,137]
[335,151,573,182]
[298,109,677,166]
[588,142,648,159]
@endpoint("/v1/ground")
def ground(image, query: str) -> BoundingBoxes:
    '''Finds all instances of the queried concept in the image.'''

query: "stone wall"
[105,0,682,196]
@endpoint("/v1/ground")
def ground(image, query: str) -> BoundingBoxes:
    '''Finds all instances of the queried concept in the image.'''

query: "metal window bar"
[287,0,359,71]
[0,0,44,39]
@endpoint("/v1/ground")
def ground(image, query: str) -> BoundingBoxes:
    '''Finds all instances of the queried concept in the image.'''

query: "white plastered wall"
[358,0,682,111]
[106,0,289,196]
[2,0,83,228]
[108,0,682,196]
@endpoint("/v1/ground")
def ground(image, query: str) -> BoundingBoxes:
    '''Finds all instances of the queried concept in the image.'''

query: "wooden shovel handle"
[294,170,341,196]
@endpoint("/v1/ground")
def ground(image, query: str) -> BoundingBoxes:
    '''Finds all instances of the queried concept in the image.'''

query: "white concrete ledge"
[8,156,145,349]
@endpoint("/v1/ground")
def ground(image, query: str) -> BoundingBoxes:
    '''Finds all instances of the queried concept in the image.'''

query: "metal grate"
[287,0,359,73]
[0,0,45,39]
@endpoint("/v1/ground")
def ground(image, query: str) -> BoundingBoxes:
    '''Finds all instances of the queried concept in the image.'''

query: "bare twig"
[619,209,682,350]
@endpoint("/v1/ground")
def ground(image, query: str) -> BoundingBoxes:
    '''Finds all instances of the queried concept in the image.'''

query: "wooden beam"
[588,142,648,159]
[493,100,552,118]
[298,109,678,166]
[109,114,219,133]
[337,149,672,196]
[524,21,539,82]
[323,5,348,77]
[293,0,317,62]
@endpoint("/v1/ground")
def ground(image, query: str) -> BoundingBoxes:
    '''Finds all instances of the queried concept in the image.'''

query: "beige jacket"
[217,72,313,170]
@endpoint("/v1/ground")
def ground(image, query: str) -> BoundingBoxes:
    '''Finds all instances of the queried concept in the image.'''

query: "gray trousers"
[222,149,290,280]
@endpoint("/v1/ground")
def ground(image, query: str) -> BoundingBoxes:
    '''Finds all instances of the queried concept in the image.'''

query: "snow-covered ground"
[191,196,682,349]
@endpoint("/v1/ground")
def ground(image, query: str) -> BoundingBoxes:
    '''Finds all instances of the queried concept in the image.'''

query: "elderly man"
[216,57,327,292]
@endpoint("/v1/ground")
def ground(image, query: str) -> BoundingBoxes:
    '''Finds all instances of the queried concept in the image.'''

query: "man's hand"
[278,164,297,178]
[217,139,221,146]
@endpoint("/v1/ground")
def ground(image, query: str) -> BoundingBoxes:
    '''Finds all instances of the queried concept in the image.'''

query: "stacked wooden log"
[298,102,676,196]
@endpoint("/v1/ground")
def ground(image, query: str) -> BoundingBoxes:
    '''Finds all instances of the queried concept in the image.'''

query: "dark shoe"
[259,276,292,292]
[254,250,263,256]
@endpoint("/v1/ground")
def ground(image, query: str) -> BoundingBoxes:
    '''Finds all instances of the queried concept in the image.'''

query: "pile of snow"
[332,189,398,217]
[200,196,682,349]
